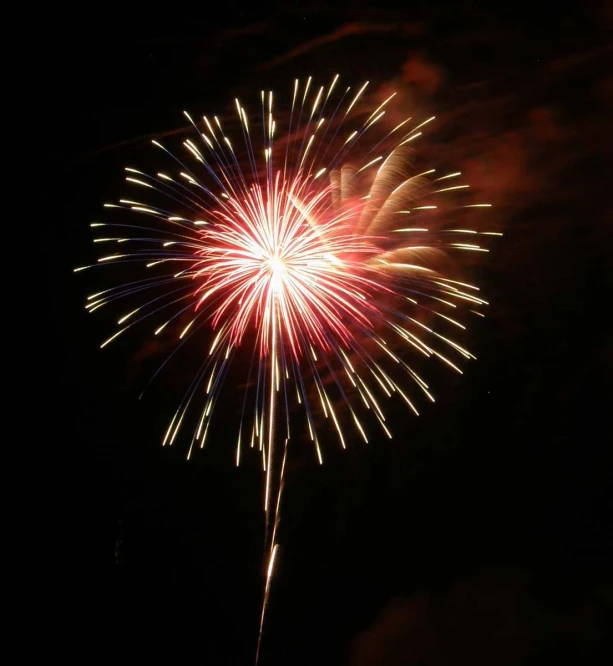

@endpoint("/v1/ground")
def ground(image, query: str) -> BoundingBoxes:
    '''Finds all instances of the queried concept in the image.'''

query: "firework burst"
[76,75,499,659]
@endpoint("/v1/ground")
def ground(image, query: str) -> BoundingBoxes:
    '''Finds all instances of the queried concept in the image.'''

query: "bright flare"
[79,75,498,478]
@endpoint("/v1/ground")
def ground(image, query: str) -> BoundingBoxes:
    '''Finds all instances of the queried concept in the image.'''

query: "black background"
[40,2,610,664]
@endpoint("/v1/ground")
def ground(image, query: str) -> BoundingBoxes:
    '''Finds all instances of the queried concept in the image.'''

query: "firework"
[76,75,499,659]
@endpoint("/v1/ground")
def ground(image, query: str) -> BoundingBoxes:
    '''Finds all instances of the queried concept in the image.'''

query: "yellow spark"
[344,130,358,145]
[434,185,470,193]
[351,410,369,443]
[366,92,396,123]
[155,321,168,335]
[435,172,461,181]
[357,156,383,173]
[131,206,159,214]
[399,131,422,146]
[117,308,140,325]
[100,326,128,348]
[267,545,278,580]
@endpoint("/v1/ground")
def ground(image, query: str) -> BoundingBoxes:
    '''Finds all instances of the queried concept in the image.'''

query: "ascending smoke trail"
[256,438,287,664]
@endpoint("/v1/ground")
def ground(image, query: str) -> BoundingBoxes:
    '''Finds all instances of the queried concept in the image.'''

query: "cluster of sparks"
[77,75,499,659]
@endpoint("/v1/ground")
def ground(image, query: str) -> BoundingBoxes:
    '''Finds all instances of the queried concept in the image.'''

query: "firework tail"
[256,432,288,665]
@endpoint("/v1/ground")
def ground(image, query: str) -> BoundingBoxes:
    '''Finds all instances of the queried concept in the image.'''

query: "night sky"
[44,2,610,664]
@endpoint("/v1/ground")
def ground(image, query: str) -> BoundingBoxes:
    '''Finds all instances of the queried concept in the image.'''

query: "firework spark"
[77,75,499,660]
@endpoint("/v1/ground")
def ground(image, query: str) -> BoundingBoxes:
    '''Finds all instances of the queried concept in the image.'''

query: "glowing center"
[267,255,286,292]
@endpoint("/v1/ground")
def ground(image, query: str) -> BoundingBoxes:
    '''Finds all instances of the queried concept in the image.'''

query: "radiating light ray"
[79,77,496,665]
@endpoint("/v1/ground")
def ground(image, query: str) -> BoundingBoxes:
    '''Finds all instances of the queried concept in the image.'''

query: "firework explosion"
[76,75,499,659]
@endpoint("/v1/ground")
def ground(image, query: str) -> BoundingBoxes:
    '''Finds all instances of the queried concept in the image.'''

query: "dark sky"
[43,2,610,664]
